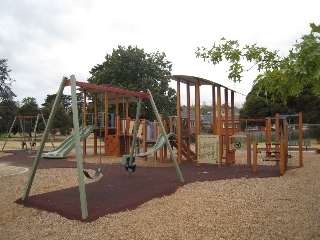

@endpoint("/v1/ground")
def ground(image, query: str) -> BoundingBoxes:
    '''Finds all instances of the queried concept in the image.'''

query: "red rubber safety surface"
[1,150,284,222]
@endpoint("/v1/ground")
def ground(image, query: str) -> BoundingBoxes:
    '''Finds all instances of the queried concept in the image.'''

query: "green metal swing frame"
[22,75,184,220]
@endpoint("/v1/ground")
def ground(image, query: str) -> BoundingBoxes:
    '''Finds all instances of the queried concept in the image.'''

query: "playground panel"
[197,135,219,164]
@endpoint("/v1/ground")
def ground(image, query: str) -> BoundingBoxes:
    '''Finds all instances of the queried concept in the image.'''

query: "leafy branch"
[195,23,320,102]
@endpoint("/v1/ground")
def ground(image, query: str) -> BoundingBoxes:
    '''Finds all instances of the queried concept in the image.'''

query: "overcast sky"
[1,0,319,107]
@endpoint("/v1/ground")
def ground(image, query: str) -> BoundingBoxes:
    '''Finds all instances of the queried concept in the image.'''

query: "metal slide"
[122,133,177,164]
[42,125,97,159]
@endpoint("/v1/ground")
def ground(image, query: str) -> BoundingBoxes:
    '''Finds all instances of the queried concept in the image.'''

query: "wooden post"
[266,118,271,157]
[247,133,251,167]
[217,86,222,168]
[253,141,258,173]
[195,79,201,163]
[186,82,191,162]
[163,119,167,158]
[94,94,98,155]
[212,85,216,135]
[283,118,288,169]
[104,91,108,156]
[169,117,173,161]
[125,98,130,154]
[83,89,87,155]
[299,112,303,167]
[231,91,235,136]
[169,117,173,133]
[115,93,119,135]
[275,113,280,165]
[280,141,285,175]
[224,88,229,165]
[176,78,182,164]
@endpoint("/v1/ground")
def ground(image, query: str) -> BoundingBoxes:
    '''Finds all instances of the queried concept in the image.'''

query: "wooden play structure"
[167,75,245,167]
[252,113,304,175]
[22,75,184,220]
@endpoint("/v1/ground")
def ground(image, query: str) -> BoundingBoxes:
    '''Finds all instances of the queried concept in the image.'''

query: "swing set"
[1,114,54,152]
[21,75,184,220]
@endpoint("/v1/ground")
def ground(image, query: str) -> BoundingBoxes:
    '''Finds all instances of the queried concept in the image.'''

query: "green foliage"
[239,84,289,129]
[42,94,73,112]
[19,97,39,116]
[313,126,320,143]
[239,84,320,129]
[88,45,176,120]
[196,23,320,102]
[0,59,19,135]
[17,97,40,134]
[41,99,73,136]
[0,59,16,102]
[0,100,19,135]
[190,102,235,115]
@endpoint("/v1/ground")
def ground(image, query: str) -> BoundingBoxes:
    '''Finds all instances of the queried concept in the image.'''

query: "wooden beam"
[177,78,182,164]
[195,79,201,163]
[65,79,150,99]
[224,88,229,165]
[217,86,222,168]
[83,90,87,155]
[212,85,216,135]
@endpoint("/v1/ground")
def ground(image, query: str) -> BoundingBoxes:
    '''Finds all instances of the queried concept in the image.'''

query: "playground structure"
[18,75,309,220]
[1,114,54,152]
[40,74,281,169]
[167,75,246,167]
[22,75,184,220]
[167,75,307,174]
[251,113,304,175]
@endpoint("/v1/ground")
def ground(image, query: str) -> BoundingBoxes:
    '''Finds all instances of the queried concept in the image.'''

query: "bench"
[288,139,311,151]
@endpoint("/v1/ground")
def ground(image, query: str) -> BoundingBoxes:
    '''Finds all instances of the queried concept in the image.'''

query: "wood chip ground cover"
[0,149,319,239]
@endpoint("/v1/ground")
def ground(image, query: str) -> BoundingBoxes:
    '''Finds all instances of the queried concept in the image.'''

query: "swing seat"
[124,156,136,173]
[83,168,102,179]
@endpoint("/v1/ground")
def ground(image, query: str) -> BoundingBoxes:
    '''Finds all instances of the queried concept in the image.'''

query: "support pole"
[41,115,55,149]
[23,77,67,200]
[1,116,17,151]
[147,90,184,182]
[70,75,88,219]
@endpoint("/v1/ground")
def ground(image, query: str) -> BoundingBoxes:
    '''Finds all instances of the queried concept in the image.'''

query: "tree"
[0,59,19,135]
[239,84,320,130]
[42,94,73,111]
[0,59,16,102]
[0,100,19,135]
[19,97,39,116]
[239,84,289,129]
[41,95,73,137]
[190,102,216,115]
[88,45,176,120]
[195,23,320,102]
[17,97,40,134]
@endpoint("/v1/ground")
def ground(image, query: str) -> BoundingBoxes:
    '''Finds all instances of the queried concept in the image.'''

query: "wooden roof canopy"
[167,75,245,95]
[65,79,150,104]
